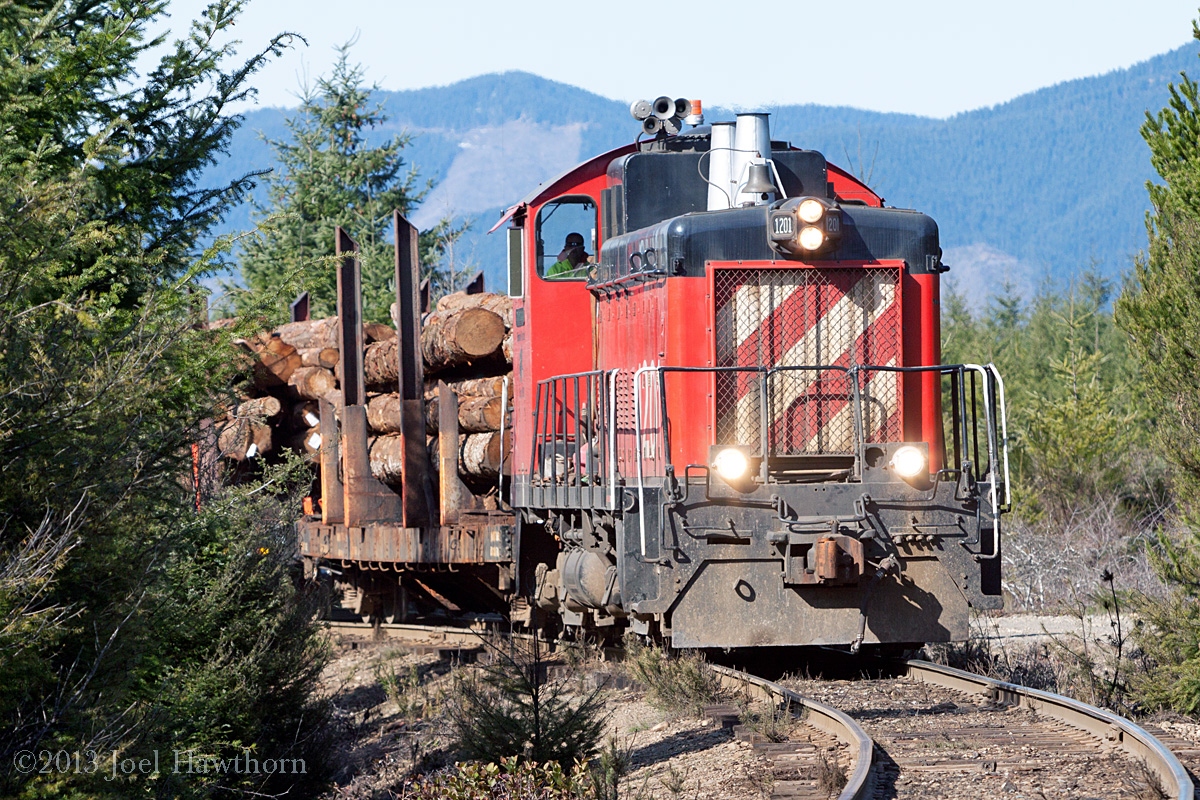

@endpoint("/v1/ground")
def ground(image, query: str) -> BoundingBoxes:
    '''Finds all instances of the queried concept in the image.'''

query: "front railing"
[633,363,1010,503]
[527,363,1011,529]
[529,370,619,509]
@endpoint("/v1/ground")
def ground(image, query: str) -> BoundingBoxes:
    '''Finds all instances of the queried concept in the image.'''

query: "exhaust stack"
[732,112,777,207]
[706,121,735,210]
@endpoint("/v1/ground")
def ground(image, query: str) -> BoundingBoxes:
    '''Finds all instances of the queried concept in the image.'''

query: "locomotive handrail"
[587,267,667,294]
[630,362,1009,511]
[530,369,618,511]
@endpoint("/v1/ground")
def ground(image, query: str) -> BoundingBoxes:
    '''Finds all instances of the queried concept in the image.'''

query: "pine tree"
[1115,18,1200,715]
[0,3,330,796]
[1117,37,1200,499]
[238,44,457,322]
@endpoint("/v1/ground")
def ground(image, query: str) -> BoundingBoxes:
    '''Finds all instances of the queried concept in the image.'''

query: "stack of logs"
[216,291,513,493]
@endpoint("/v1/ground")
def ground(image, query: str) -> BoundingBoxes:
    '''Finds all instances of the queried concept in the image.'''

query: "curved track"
[324,622,1193,799]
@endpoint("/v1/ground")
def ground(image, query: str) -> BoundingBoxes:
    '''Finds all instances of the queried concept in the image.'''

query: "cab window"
[536,197,597,281]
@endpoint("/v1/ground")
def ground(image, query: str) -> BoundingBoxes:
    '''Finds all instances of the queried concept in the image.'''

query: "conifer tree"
[0,3,330,796]
[1115,19,1200,715]
[239,44,456,322]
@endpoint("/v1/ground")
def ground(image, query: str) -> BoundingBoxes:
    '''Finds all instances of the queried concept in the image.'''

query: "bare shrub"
[1002,496,1166,611]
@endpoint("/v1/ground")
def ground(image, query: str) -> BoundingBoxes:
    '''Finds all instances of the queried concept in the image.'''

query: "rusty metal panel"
[342,406,402,526]
[393,212,434,527]
[814,536,864,584]
[671,559,967,648]
[783,535,863,586]
[336,227,366,408]
[319,399,343,525]
[299,518,514,566]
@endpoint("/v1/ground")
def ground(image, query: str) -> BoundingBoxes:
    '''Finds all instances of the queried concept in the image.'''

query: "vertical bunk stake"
[336,227,401,526]
[394,211,435,527]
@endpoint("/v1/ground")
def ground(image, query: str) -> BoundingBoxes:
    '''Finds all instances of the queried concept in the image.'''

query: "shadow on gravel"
[627,726,733,771]
[708,647,910,682]
[870,743,901,799]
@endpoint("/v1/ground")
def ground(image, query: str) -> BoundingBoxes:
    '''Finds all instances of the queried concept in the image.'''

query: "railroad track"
[324,621,1194,799]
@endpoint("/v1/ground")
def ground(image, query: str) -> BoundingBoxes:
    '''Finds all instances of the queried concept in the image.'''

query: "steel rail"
[905,659,1193,800]
[710,664,875,800]
[321,624,1189,799]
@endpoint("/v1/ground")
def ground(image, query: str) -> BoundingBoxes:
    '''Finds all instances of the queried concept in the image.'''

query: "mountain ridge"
[206,41,1200,303]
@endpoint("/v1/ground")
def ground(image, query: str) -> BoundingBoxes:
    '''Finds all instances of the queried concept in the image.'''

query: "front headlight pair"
[711,443,927,483]
[769,196,842,256]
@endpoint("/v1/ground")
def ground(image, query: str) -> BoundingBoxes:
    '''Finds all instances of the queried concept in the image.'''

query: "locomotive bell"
[741,162,777,201]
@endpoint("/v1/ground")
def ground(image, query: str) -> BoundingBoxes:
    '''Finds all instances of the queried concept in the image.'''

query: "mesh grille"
[714,267,902,455]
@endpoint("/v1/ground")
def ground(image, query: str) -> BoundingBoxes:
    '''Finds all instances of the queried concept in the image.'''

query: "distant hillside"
[206,43,1199,303]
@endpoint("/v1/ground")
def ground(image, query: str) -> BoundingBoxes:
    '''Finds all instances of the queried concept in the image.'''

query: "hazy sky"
[159,0,1200,118]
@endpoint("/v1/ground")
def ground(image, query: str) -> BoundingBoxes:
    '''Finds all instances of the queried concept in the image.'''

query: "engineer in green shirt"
[546,232,590,279]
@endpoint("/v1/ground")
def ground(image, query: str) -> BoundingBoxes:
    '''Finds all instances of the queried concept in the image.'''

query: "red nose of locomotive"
[510,105,1009,651]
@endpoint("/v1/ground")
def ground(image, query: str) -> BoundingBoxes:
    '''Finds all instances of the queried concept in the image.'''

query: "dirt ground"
[312,614,1200,798]
[314,634,775,799]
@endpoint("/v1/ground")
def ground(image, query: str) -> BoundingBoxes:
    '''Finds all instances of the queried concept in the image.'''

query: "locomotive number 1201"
[771,213,794,237]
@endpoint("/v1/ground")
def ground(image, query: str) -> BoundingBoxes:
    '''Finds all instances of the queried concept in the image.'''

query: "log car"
[295,224,517,624]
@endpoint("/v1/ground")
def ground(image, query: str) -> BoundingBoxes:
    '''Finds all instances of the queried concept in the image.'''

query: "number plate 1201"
[770,214,794,239]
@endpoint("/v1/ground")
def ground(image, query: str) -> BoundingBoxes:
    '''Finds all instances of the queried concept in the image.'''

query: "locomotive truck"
[297,98,1010,652]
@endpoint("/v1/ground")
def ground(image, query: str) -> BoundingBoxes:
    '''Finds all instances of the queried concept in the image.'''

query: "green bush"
[447,637,607,769]
[399,757,592,800]
[622,635,724,717]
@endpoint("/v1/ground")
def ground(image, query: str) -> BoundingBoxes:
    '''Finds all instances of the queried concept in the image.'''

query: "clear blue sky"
[160,0,1200,118]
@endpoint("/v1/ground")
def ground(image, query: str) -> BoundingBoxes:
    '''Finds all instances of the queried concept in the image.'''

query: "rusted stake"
[395,211,436,526]
[290,291,310,323]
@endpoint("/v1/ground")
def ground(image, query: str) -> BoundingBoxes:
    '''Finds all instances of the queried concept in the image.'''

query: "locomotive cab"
[505,108,1009,650]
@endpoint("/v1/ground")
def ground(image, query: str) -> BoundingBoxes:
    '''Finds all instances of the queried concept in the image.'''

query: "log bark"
[299,347,340,369]
[288,366,336,400]
[421,307,506,373]
[363,337,398,386]
[248,421,272,458]
[274,316,338,350]
[365,393,405,434]
[435,291,513,328]
[460,431,506,478]
[423,375,509,399]
[368,431,507,483]
[501,334,512,365]
[368,434,405,484]
[423,395,503,434]
[235,395,282,420]
[218,419,251,460]
[218,419,272,460]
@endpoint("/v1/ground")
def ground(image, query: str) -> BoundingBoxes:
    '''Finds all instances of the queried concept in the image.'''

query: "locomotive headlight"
[798,226,825,251]
[712,448,750,482]
[890,445,926,478]
[798,198,825,223]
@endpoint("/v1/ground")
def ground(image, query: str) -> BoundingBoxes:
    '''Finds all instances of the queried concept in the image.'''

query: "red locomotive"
[298,97,1010,652]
